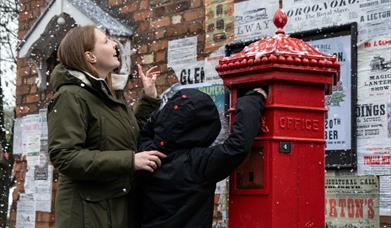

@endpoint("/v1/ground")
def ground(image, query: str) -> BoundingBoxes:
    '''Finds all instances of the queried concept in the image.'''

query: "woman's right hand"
[134,150,166,172]
[137,64,160,98]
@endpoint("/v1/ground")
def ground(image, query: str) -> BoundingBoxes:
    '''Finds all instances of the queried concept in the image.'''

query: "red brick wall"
[11,0,55,225]
[118,0,206,105]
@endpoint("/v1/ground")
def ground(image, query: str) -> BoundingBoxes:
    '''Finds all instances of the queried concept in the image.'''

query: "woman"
[48,25,165,228]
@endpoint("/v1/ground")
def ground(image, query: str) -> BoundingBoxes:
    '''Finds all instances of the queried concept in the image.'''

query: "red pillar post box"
[216,8,340,228]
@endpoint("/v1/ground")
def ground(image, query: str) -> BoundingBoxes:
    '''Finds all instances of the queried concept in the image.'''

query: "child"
[137,88,266,228]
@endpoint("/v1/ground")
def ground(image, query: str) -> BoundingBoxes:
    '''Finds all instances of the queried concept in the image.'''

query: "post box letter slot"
[235,146,265,189]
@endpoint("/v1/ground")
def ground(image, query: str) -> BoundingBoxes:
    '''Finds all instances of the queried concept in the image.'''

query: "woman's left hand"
[138,64,160,98]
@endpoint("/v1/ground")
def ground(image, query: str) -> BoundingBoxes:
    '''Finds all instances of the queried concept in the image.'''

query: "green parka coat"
[48,64,160,228]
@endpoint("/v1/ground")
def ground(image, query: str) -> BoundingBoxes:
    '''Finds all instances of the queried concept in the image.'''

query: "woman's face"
[90,29,120,76]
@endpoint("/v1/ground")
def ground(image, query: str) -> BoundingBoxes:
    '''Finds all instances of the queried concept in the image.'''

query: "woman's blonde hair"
[58,25,113,90]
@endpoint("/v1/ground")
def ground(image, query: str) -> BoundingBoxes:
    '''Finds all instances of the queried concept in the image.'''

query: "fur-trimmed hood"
[50,64,128,93]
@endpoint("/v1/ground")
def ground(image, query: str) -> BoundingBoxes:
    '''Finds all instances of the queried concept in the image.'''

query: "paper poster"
[205,0,234,52]
[12,118,23,155]
[215,179,227,194]
[234,0,276,42]
[380,175,391,216]
[24,157,52,212]
[161,82,225,108]
[39,108,48,140]
[356,37,391,177]
[356,100,390,141]
[357,144,391,176]
[172,61,207,86]
[172,60,223,87]
[205,45,225,83]
[388,102,391,139]
[15,193,36,228]
[34,165,53,212]
[12,111,47,157]
[204,59,224,84]
[307,35,352,151]
[21,114,41,166]
[24,165,35,194]
[34,139,49,181]
[214,185,228,227]
[167,36,197,68]
[325,175,379,228]
[357,0,391,42]
[284,0,360,33]
[197,84,226,113]
[357,37,391,99]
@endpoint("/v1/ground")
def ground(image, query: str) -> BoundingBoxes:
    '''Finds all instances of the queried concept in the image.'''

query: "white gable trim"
[18,0,95,58]
[18,0,134,91]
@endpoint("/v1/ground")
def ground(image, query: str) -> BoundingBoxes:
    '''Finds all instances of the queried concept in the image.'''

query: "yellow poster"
[205,0,235,53]
[325,175,380,228]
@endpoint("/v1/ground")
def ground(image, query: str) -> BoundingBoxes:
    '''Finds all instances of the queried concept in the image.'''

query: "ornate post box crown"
[216,7,341,92]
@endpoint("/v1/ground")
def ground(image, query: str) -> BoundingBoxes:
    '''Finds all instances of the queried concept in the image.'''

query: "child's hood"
[143,88,222,153]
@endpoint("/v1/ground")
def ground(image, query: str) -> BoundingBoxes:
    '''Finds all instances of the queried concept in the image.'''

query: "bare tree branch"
[0,0,18,224]
[5,35,16,63]
[0,58,15,63]
[0,23,17,38]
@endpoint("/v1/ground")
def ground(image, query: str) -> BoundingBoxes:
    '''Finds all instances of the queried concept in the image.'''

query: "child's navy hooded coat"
[137,88,265,228]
